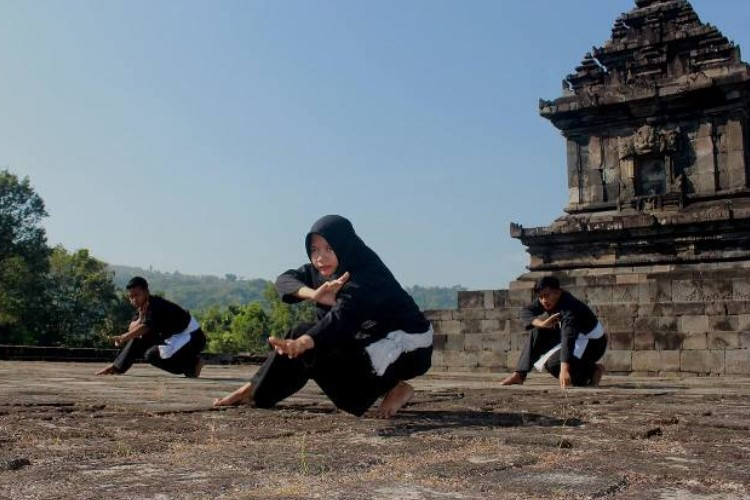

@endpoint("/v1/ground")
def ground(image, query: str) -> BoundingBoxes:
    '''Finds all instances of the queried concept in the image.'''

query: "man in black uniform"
[500,276,607,388]
[96,277,206,378]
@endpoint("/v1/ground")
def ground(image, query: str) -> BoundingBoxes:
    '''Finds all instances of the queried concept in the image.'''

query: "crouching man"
[500,276,606,388]
[96,276,206,378]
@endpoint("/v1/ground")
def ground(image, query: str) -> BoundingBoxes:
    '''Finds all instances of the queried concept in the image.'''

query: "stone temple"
[426,0,750,376]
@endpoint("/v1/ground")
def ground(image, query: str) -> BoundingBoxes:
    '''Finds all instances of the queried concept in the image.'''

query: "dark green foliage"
[0,170,51,343]
[109,265,268,312]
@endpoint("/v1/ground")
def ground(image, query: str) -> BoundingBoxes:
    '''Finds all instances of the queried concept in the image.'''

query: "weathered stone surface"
[458,291,484,309]
[681,350,725,374]
[725,350,750,375]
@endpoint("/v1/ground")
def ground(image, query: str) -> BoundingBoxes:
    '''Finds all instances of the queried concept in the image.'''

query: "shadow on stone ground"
[1,362,749,499]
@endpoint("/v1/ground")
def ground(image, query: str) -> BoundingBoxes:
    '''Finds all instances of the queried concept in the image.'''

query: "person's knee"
[144,346,161,365]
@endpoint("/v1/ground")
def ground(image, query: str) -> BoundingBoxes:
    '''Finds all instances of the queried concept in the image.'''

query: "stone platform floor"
[1,361,749,499]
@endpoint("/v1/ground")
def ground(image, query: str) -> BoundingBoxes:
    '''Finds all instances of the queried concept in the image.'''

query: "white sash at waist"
[158,316,200,359]
[533,321,605,372]
[365,325,434,376]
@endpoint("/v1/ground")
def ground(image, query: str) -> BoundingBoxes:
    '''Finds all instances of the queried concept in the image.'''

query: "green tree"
[263,282,316,338]
[0,170,51,343]
[204,302,270,354]
[45,246,119,346]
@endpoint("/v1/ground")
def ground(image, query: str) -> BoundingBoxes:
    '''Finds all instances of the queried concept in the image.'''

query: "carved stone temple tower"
[426,0,750,376]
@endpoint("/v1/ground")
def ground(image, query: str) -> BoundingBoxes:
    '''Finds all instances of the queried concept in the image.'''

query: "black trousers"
[249,323,433,417]
[112,329,206,377]
[516,327,607,386]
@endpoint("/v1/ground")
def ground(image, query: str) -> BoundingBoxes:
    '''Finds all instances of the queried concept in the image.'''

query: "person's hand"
[268,335,315,359]
[559,362,572,389]
[537,312,561,329]
[311,272,350,306]
[111,333,129,347]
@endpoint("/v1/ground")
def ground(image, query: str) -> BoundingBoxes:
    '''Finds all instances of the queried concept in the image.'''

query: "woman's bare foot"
[376,381,414,419]
[95,364,120,376]
[499,372,525,386]
[590,364,605,387]
[213,383,253,407]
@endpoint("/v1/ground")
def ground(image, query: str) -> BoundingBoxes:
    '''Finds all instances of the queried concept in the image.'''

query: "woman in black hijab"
[213,215,433,418]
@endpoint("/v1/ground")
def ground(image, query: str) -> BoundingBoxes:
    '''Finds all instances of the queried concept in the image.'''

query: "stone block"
[672,279,703,302]
[634,316,660,331]
[672,302,706,315]
[602,350,632,372]
[708,332,740,349]
[480,333,510,353]
[703,280,734,302]
[609,330,634,350]
[508,288,534,307]
[740,332,750,348]
[681,332,708,350]
[478,350,506,369]
[463,335,483,352]
[452,309,486,321]
[436,320,463,335]
[632,351,660,372]
[458,291,484,309]
[727,302,750,315]
[483,291,496,309]
[725,350,750,375]
[680,350,725,374]
[480,320,501,333]
[431,350,445,367]
[443,350,478,369]
[616,274,646,285]
[485,308,517,321]
[708,315,739,332]
[493,290,509,308]
[640,280,672,303]
[738,314,750,331]
[704,301,729,316]
[612,284,641,304]
[424,310,453,322]
[634,331,655,350]
[445,335,465,351]
[733,279,750,300]
[660,350,681,372]
[678,315,709,333]
[433,334,447,350]
[461,320,482,334]
[654,331,684,350]
[601,315,634,332]
[585,285,614,305]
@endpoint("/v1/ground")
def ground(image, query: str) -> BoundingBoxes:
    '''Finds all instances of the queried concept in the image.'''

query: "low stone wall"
[0,345,265,364]
[425,266,750,376]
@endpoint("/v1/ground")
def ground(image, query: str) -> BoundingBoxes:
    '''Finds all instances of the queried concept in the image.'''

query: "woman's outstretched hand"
[269,334,315,359]
[311,272,350,306]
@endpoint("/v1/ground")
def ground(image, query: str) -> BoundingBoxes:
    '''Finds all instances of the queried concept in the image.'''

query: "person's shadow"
[373,409,583,437]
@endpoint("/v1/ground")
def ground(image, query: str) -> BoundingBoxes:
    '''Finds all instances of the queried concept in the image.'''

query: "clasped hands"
[269,272,351,358]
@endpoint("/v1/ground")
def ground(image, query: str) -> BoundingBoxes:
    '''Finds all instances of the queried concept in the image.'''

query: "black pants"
[249,323,433,416]
[112,329,206,377]
[516,327,607,386]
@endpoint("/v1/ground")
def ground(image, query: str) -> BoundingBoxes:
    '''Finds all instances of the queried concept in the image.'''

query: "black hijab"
[305,215,392,280]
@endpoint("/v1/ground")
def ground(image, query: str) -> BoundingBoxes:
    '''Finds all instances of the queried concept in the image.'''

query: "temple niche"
[426,0,750,377]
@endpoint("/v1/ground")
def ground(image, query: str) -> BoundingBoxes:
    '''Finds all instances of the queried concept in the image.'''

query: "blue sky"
[2,0,748,289]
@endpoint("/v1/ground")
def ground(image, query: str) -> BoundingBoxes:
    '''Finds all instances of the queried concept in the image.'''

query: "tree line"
[0,169,461,354]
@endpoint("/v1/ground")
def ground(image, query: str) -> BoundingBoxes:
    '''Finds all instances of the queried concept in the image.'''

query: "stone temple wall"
[425,264,750,376]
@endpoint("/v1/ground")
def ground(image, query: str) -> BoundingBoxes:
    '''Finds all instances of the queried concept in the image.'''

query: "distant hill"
[109,265,463,311]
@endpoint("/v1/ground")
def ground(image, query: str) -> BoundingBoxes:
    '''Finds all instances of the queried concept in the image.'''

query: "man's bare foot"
[188,358,204,378]
[95,364,120,376]
[376,381,414,419]
[213,383,253,407]
[499,372,525,386]
[590,364,605,387]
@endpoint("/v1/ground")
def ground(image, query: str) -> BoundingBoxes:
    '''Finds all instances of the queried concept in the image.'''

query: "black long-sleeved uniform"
[520,290,598,363]
[248,215,432,416]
